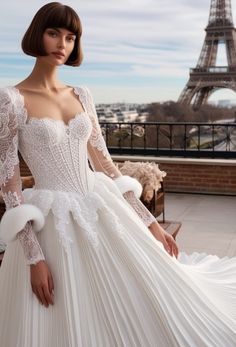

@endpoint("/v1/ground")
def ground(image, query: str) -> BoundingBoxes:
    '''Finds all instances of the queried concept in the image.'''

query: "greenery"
[146,101,236,123]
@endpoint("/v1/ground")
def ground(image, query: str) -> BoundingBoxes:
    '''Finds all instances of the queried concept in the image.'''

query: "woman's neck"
[24,59,64,91]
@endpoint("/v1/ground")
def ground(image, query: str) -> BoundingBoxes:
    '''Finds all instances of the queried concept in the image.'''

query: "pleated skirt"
[0,173,235,347]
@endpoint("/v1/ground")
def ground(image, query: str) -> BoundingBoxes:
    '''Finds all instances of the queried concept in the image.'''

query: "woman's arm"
[0,88,54,307]
[83,87,178,256]
[0,89,45,265]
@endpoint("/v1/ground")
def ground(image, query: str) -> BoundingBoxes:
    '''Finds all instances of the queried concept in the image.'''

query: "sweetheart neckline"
[24,111,88,128]
[10,86,87,128]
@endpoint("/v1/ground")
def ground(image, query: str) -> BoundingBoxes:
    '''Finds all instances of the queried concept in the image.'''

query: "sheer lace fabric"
[75,86,122,180]
[0,85,156,265]
[78,87,156,227]
[1,190,45,264]
[123,191,156,227]
[0,90,44,265]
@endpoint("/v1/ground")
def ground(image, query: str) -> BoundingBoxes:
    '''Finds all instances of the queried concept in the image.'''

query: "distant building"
[95,103,148,122]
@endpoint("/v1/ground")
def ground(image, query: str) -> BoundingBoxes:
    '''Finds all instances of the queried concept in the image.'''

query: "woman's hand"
[148,221,179,258]
[30,260,54,307]
[163,231,179,258]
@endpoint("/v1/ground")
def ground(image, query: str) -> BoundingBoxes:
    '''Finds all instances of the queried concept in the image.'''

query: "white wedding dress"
[0,86,235,347]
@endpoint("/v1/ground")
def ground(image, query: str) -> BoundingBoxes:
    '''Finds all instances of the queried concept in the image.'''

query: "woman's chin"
[37,56,66,67]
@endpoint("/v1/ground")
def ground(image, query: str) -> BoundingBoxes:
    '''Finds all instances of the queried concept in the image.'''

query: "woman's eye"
[67,36,76,42]
[48,31,57,37]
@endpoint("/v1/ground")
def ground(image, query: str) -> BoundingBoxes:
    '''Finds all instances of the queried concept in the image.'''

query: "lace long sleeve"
[122,190,156,226]
[83,87,156,227]
[0,89,45,265]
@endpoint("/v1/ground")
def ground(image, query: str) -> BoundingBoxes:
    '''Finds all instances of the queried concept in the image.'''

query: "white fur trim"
[0,204,45,243]
[114,175,143,198]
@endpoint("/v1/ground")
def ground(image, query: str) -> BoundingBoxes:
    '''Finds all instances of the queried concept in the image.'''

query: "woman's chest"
[19,112,92,147]
[20,87,85,122]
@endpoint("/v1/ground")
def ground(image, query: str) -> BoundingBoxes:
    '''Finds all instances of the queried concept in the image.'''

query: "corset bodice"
[18,110,95,195]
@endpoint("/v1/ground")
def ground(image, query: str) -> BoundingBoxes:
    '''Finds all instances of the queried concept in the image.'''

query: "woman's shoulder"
[72,85,94,107]
[0,85,12,97]
[0,86,23,121]
[73,85,92,95]
[0,86,16,107]
[0,85,20,103]
[76,86,95,104]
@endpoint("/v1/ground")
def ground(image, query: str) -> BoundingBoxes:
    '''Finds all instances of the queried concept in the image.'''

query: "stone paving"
[164,193,236,258]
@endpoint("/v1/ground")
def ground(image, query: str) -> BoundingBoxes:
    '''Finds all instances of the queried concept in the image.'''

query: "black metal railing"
[99,121,236,159]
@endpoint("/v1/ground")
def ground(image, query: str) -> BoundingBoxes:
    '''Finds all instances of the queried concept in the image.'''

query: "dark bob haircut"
[22,2,83,67]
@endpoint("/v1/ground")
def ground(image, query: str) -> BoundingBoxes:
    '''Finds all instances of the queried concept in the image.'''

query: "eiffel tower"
[178,0,236,109]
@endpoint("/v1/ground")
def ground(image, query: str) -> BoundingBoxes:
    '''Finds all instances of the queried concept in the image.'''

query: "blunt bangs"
[40,5,82,37]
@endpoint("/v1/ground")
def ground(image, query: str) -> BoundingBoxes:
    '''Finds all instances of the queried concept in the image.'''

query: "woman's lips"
[52,52,65,59]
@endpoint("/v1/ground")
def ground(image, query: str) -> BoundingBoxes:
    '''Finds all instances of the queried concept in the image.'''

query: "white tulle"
[0,85,235,347]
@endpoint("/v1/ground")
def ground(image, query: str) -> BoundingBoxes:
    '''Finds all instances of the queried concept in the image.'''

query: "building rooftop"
[164,192,236,258]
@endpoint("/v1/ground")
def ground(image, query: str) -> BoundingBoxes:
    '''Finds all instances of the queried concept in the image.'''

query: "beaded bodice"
[19,107,94,195]
[6,86,109,195]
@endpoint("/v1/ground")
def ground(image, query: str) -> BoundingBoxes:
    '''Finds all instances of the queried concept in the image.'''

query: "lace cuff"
[18,221,45,265]
[1,191,45,265]
[123,191,156,227]
[2,191,21,209]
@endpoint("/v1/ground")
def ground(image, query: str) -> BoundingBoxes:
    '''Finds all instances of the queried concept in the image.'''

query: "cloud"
[1,0,236,102]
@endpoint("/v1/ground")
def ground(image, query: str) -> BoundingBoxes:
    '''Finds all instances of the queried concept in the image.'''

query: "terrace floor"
[163,193,236,258]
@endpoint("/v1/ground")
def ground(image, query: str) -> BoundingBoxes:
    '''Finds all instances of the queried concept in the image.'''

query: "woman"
[0,3,235,347]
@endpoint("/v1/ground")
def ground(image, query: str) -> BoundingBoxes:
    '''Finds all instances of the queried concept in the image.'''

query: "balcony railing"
[99,121,236,158]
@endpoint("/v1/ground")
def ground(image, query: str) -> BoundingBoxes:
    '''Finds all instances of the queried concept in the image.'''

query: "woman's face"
[41,27,76,65]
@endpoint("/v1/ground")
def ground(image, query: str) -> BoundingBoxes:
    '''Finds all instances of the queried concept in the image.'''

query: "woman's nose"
[57,37,66,48]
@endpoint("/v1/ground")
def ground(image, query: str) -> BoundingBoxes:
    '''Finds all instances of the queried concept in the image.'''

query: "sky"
[1,0,236,103]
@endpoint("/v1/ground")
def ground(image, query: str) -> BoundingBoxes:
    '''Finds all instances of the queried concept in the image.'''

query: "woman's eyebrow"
[50,27,76,36]
[49,27,61,32]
